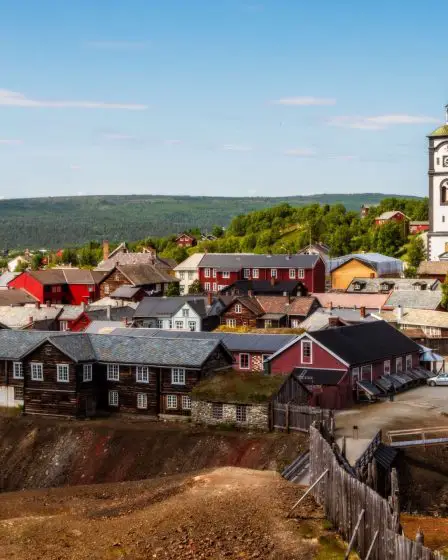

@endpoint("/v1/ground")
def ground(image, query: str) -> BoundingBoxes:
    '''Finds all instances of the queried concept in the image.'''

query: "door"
[85,396,96,417]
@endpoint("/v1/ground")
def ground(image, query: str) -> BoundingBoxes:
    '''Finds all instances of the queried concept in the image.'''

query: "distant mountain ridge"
[0,193,423,249]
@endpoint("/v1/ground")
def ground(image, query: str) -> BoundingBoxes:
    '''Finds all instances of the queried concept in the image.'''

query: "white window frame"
[175,320,184,329]
[13,362,23,380]
[289,269,296,279]
[236,404,247,423]
[136,366,149,383]
[60,320,69,331]
[204,268,211,278]
[182,395,191,410]
[31,362,43,381]
[188,321,196,331]
[234,303,242,314]
[83,363,93,382]
[384,360,391,376]
[212,403,223,419]
[182,308,189,317]
[298,268,305,279]
[212,268,217,278]
[107,363,120,381]
[171,368,186,385]
[396,357,403,373]
[271,268,277,278]
[156,319,163,329]
[222,271,230,279]
[226,318,236,328]
[239,353,250,370]
[405,354,413,370]
[57,364,70,383]
[179,271,185,279]
[204,282,211,291]
[361,364,372,382]
[243,268,251,279]
[252,269,259,279]
[108,390,119,407]
[137,393,148,409]
[167,394,178,409]
[104,284,110,295]
[212,282,217,292]
[301,340,312,364]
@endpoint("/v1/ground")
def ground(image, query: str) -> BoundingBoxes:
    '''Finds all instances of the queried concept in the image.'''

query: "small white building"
[7,256,29,272]
[174,253,206,294]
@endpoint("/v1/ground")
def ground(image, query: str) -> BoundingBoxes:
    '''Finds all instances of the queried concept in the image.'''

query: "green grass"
[191,372,285,404]
[316,535,359,559]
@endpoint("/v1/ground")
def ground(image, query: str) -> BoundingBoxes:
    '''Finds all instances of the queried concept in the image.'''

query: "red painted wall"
[375,213,406,226]
[8,273,44,302]
[68,284,99,305]
[69,313,91,332]
[409,224,429,234]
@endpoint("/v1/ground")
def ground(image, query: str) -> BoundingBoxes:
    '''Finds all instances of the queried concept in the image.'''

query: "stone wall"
[192,400,270,431]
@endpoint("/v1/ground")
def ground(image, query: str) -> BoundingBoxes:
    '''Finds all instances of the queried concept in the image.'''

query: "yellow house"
[330,255,402,291]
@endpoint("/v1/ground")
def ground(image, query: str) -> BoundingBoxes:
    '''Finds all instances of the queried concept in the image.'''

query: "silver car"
[427,373,448,386]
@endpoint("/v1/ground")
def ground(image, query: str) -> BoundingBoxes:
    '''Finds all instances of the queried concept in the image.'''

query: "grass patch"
[298,520,318,539]
[192,372,285,404]
[316,535,359,559]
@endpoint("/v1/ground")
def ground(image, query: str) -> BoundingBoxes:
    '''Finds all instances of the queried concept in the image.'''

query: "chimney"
[328,316,340,328]
[360,306,366,319]
[329,300,333,310]
[103,240,110,262]
[207,292,213,306]
[35,301,40,309]
[106,305,111,320]
[28,315,34,327]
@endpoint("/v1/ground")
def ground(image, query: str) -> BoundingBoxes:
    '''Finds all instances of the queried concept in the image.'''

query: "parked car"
[427,373,448,387]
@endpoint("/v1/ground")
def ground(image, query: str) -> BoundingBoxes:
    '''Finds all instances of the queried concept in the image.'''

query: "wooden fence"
[272,403,333,433]
[308,424,445,560]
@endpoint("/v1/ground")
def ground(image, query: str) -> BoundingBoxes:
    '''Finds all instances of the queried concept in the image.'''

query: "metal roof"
[133,297,207,318]
[293,368,346,386]
[199,253,319,270]
[329,253,403,275]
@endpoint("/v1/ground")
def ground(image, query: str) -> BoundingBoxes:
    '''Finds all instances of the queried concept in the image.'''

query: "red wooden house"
[409,221,430,234]
[175,233,197,248]
[8,269,107,305]
[265,321,421,409]
[374,211,408,227]
[197,254,325,294]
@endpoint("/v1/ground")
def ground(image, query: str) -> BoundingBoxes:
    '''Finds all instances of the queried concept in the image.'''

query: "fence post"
[344,508,365,559]
[285,403,290,433]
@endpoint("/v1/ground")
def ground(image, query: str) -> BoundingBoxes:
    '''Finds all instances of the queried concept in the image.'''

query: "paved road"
[335,385,448,440]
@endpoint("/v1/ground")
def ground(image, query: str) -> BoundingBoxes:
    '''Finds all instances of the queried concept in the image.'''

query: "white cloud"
[223,144,253,152]
[328,114,439,130]
[285,148,316,157]
[84,40,150,50]
[272,96,336,106]
[0,138,22,145]
[0,89,147,110]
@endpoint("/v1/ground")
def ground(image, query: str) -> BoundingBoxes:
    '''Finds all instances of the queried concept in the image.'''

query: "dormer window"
[353,282,361,291]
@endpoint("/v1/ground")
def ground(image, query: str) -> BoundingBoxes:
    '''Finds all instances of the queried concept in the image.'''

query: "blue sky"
[0,0,447,199]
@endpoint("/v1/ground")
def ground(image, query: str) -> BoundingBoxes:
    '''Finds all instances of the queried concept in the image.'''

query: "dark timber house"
[0,331,232,417]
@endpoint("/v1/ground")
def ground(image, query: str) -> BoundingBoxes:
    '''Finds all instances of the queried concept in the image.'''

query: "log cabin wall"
[99,269,131,298]
[220,301,258,328]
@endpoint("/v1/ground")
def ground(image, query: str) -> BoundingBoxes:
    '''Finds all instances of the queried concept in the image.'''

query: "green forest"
[0,192,421,249]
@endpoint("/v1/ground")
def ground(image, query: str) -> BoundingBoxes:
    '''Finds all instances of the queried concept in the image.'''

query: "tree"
[15,260,28,272]
[165,282,180,297]
[442,275,448,310]
[31,253,43,271]
[188,279,202,294]
[211,225,224,238]
[407,236,426,269]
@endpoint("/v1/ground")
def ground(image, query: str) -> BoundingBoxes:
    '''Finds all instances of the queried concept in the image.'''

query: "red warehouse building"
[9,269,107,305]
[197,253,325,294]
[265,321,421,409]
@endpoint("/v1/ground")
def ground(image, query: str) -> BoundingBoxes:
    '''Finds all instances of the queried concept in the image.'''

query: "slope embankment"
[0,414,307,491]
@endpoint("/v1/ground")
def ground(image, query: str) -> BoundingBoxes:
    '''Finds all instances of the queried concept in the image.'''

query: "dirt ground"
[402,515,448,556]
[0,467,352,560]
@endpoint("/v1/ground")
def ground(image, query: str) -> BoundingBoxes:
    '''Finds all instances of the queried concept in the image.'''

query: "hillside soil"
[0,467,354,560]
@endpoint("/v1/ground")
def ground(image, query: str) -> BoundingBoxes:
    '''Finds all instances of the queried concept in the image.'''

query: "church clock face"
[443,156,448,167]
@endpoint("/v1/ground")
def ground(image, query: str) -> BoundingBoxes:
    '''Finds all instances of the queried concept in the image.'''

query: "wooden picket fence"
[308,424,445,560]
[272,403,333,433]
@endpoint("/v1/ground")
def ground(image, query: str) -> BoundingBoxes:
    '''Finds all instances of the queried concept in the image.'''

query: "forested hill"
[0,192,422,249]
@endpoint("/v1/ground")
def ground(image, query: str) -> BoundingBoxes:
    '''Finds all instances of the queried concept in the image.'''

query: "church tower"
[428,105,448,261]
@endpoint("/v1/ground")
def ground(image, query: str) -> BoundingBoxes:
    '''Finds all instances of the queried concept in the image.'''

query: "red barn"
[409,221,429,234]
[265,322,421,409]
[175,233,197,248]
[375,210,408,227]
[8,269,107,305]
[197,253,325,294]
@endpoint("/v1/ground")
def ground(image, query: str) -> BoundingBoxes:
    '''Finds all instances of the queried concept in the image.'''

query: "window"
[261,354,270,364]
[83,364,92,382]
[298,268,305,279]
[204,268,211,278]
[361,364,372,381]
[236,405,247,422]
[406,355,413,370]
[182,308,189,317]
[301,340,312,364]
[175,320,184,329]
[179,271,185,279]
[352,367,360,388]
[265,319,272,328]
[289,269,296,279]
[244,268,251,279]
[52,285,62,293]
[107,364,120,381]
[31,362,43,381]
[60,320,69,331]
[156,319,163,328]
[234,303,242,314]
[226,318,236,327]
[57,364,69,383]
[222,271,230,279]
[179,286,185,294]
[212,282,217,292]
[14,386,23,400]
[239,353,250,369]
[396,357,403,373]
[13,362,23,379]
[353,282,361,291]
[136,366,149,383]
[271,269,277,278]
[171,368,186,385]
[137,393,148,409]
[252,269,259,279]
[212,403,223,420]
[182,395,191,410]
[108,390,119,406]
[188,321,196,331]
[169,320,173,329]
[104,284,110,295]
[212,268,217,278]
[167,395,177,409]
[384,360,391,375]
[291,319,301,328]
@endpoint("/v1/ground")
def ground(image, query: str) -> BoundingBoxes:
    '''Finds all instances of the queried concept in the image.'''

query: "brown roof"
[417,261,448,276]
[236,296,265,316]
[117,264,178,287]
[0,289,37,306]
[234,296,316,318]
[27,269,106,285]
[97,252,176,271]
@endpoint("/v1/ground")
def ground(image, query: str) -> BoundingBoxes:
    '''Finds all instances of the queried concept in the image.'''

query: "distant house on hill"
[175,233,197,248]
[7,255,29,273]
[329,253,404,291]
[374,210,408,227]
[360,204,377,218]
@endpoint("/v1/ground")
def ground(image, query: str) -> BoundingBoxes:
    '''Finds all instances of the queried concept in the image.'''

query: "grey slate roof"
[384,290,442,311]
[0,330,69,360]
[85,321,125,334]
[347,277,440,293]
[199,253,319,270]
[300,308,377,331]
[134,297,207,318]
[49,334,96,362]
[110,286,142,299]
[108,328,297,353]
[86,306,135,322]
